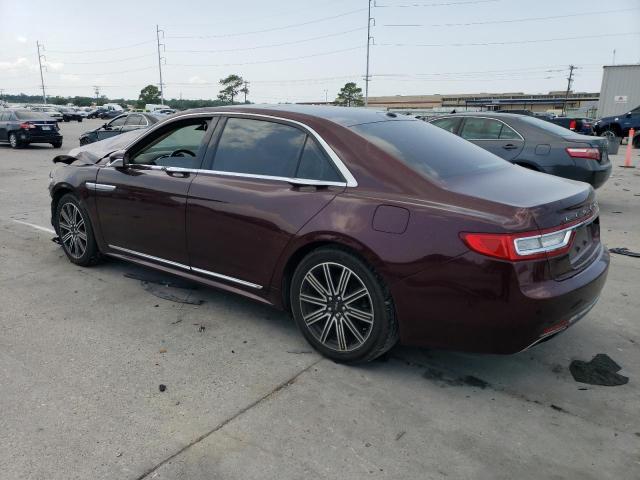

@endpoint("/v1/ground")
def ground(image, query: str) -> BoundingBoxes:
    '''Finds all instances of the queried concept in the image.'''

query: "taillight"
[460,218,590,262]
[569,120,577,130]
[566,147,600,161]
[19,122,36,129]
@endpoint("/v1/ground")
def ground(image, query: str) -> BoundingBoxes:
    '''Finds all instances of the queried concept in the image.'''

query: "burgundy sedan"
[49,105,608,363]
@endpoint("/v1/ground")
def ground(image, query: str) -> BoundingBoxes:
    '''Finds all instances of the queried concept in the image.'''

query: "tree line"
[1,78,365,109]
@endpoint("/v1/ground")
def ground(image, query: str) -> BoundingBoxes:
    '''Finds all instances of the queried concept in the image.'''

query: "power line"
[166,8,367,39]
[168,46,364,68]
[377,31,640,48]
[56,65,157,76]
[46,53,155,65]
[382,7,640,27]
[45,40,156,54]
[374,0,499,7]
[166,27,366,53]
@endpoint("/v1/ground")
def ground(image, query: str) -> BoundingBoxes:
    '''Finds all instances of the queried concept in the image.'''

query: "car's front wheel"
[290,248,398,363]
[51,141,62,148]
[54,194,101,266]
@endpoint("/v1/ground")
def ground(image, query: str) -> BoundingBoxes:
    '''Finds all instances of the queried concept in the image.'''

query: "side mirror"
[108,149,127,168]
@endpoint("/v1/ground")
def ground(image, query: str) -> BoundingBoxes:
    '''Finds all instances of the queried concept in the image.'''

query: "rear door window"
[109,116,127,128]
[212,118,306,178]
[430,117,462,133]
[460,118,503,140]
[295,137,342,182]
[125,114,143,126]
[499,123,521,139]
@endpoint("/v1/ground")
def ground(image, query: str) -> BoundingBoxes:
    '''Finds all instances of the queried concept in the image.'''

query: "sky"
[0,0,639,103]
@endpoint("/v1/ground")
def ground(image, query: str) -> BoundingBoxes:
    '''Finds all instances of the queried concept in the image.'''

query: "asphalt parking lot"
[1,119,639,480]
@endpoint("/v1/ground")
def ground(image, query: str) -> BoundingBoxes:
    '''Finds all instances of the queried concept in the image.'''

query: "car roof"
[180,104,412,127]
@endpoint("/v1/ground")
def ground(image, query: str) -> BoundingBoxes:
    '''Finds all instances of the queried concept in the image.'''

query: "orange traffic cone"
[622,128,635,168]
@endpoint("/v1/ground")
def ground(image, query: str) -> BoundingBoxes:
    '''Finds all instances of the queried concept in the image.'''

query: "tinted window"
[296,138,342,182]
[350,120,507,180]
[431,117,461,133]
[14,110,51,120]
[213,118,306,177]
[499,123,521,139]
[125,114,142,126]
[460,118,502,140]
[518,115,583,137]
[129,119,209,167]
[109,115,127,127]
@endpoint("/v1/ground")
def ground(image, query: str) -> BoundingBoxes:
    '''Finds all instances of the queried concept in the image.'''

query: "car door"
[186,115,347,290]
[0,111,9,141]
[95,115,214,266]
[459,117,524,161]
[96,115,128,141]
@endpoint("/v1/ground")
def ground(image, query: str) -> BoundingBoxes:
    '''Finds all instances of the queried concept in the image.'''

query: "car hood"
[66,129,145,164]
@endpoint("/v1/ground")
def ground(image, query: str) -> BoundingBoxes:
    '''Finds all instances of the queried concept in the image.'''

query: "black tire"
[8,132,21,149]
[78,118,83,122]
[290,247,398,363]
[64,118,70,122]
[51,141,62,148]
[54,193,101,267]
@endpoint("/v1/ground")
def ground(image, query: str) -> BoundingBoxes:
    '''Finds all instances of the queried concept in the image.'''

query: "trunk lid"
[25,120,59,136]
[445,164,600,279]
[563,134,609,165]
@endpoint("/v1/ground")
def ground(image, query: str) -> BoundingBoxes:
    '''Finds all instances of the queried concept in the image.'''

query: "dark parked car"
[594,107,640,146]
[99,110,123,120]
[429,113,611,188]
[0,109,62,148]
[49,106,608,362]
[79,113,159,145]
[549,117,595,136]
[57,107,83,122]
[87,108,107,119]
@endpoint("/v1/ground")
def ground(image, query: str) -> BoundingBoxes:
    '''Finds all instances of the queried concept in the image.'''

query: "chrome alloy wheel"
[299,262,374,352]
[58,203,87,259]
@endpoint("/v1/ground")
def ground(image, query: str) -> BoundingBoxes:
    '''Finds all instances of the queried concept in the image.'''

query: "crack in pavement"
[134,357,323,480]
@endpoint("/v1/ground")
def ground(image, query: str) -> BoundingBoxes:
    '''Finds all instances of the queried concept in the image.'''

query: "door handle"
[503,144,518,150]
[164,166,194,178]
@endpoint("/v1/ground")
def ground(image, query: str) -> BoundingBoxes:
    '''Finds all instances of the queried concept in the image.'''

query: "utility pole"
[612,49,616,65]
[36,41,47,104]
[324,89,328,103]
[562,65,575,116]
[364,0,374,107]
[156,25,165,105]
[242,80,249,103]
[93,86,100,106]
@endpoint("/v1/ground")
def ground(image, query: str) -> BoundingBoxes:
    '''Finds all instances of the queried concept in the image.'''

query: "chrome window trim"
[513,214,597,256]
[108,244,263,290]
[121,111,358,187]
[458,116,525,142]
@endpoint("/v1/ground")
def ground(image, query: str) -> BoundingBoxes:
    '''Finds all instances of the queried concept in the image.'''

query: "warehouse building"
[596,64,640,117]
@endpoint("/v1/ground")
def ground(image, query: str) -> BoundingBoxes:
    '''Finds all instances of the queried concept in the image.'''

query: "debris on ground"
[197,325,205,332]
[395,431,406,441]
[609,247,640,258]
[141,282,204,305]
[124,272,196,289]
[159,348,167,353]
[569,354,629,386]
[287,349,312,354]
[115,451,122,458]
[159,384,167,392]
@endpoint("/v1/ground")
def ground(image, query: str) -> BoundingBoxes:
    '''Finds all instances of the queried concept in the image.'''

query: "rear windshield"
[518,115,583,137]
[14,110,53,120]
[350,120,507,180]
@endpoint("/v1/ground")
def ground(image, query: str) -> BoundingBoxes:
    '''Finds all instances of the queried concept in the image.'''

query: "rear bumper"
[544,159,612,189]
[18,131,62,144]
[391,246,609,354]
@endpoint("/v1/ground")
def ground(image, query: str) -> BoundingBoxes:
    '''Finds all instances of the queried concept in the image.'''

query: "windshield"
[350,120,507,180]
[15,110,53,120]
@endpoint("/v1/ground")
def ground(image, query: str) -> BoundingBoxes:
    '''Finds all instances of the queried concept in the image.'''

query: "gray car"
[429,113,612,188]
[79,112,159,145]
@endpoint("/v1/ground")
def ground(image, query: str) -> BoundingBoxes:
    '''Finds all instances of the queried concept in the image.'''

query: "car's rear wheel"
[51,141,62,148]
[290,248,398,363]
[9,133,21,149]
[54,194,101,266]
